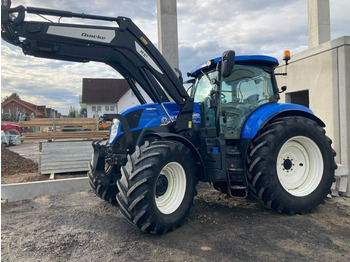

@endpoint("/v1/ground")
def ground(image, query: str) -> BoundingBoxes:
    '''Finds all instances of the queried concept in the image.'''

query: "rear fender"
[240,103,326,163]
[241,103,325,139]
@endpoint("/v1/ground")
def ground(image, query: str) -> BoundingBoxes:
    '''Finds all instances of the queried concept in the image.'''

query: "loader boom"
[1,1,194,133]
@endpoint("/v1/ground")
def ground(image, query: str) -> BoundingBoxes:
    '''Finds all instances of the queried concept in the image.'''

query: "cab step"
[227,168,248,198]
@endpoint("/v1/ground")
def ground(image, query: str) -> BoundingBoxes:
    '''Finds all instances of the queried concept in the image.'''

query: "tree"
[79,108,87,118]
[2,92,20,102]
[68,106,78,118]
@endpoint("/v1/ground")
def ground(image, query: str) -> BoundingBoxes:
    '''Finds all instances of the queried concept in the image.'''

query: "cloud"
[2,0,350,114]
[177,0,309,74]
[1,45,119,114]
[2,0,158,114]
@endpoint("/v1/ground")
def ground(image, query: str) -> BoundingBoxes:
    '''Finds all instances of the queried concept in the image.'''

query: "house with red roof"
[1,97,61,120]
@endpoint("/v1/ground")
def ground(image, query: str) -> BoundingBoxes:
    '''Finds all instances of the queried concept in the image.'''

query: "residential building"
[1,97,61,120]
[81,78,152,118]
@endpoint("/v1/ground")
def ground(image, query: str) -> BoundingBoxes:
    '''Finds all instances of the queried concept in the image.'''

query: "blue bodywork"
[241,103,315,139]
[109,101,316,145]
[109,55,317,146]
[190,55,279,76]
[108,102,202,145]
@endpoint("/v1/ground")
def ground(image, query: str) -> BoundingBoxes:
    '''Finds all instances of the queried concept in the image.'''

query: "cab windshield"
[192,70,218,127]
[192,70,218,103]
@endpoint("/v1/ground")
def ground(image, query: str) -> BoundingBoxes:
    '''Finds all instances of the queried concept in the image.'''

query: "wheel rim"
[276,136,323,197]
[155,162,186,215]
[4,129,20,138]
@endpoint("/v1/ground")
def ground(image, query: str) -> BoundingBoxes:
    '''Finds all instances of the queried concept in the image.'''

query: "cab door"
[219,64,277,139]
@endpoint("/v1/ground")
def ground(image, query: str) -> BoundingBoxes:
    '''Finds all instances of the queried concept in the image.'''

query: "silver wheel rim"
[155,162,186,214]
[276,136,323,197]
[4,129,20,137]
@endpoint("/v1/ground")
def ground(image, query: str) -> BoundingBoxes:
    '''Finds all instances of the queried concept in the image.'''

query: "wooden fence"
[18,118,109,141]
[21,131,109,141]
[19,118,99,130]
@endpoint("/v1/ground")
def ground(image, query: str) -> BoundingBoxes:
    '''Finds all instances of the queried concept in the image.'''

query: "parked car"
[1,121,22,145]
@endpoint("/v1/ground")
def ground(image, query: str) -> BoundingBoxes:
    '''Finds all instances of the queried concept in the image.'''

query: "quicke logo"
[81,32,106,40]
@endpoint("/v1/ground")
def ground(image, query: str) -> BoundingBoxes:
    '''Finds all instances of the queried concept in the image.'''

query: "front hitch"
[90,140,108,174]
[89,140,120,187]
[88,140,120,204]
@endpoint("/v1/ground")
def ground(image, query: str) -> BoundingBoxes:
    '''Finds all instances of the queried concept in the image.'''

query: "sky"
[1,0,350,115]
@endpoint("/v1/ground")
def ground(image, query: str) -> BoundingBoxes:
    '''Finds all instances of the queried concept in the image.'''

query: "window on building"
[110,106,115,111]
[97,106,101,111]
[92,106,96,112]
[105,106,109,111]
[285,90,309,108]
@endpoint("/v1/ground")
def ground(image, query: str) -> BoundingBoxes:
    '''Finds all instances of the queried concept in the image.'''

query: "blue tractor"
[2,1,336,234]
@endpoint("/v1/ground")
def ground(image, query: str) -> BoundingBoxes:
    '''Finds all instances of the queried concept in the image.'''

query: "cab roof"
[189,55,279,76]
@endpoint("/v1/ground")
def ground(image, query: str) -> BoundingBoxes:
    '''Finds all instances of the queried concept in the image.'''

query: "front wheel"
[247,116,336,214]
[116,140,197,234]
[88,165,120,205]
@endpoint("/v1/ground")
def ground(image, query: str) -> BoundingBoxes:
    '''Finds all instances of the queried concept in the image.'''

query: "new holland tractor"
[2,1,336,234]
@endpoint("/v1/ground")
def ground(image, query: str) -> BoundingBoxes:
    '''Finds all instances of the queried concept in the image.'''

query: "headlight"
[108,118,120,144]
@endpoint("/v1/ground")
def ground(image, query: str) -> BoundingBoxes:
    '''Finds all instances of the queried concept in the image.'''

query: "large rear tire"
[116,140,197,234]
[246,116,336,214]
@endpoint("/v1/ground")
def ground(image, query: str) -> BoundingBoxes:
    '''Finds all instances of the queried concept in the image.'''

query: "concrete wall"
[308,0,331,48]
[276,36,350,195]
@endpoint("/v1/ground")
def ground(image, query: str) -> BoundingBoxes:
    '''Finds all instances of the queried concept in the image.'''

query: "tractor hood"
[108,102,201,145]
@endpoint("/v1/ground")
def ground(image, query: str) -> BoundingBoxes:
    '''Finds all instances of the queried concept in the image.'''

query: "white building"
[81,78,151,118]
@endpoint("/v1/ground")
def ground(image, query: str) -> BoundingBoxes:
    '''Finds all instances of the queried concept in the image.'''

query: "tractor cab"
[189,53,280,139]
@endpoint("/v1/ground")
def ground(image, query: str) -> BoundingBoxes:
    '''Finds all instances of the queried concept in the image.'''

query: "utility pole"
[157,0,179,71]
[308,0,331,48]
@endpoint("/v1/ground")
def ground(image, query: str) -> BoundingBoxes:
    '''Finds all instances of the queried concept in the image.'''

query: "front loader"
[2,1,336,234]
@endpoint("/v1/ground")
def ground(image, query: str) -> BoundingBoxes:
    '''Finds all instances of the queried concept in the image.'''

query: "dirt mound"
[1,146,38,179]
[1,145,86,184]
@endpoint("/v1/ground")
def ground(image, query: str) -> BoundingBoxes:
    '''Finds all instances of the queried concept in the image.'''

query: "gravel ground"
[4,141,40,163]
[2,184,350,262]
[1,142,350,261]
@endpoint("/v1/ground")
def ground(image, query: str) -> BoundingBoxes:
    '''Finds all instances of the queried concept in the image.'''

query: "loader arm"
[1,1,194,133]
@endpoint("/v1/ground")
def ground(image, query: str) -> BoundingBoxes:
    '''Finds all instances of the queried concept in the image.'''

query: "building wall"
[2,101,35,119]
[118,88,153,114]
[86,103,117,118]
[86,88,152,118]
[276,36,350,194]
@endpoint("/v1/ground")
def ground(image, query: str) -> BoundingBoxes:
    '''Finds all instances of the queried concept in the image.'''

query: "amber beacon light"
[283,50,291,63]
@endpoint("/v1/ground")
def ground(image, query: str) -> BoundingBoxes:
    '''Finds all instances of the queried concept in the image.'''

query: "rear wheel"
[116,140,197,234]
[247,116,336,214]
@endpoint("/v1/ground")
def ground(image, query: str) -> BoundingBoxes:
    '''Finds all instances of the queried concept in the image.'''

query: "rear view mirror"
[221,50,235,78]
